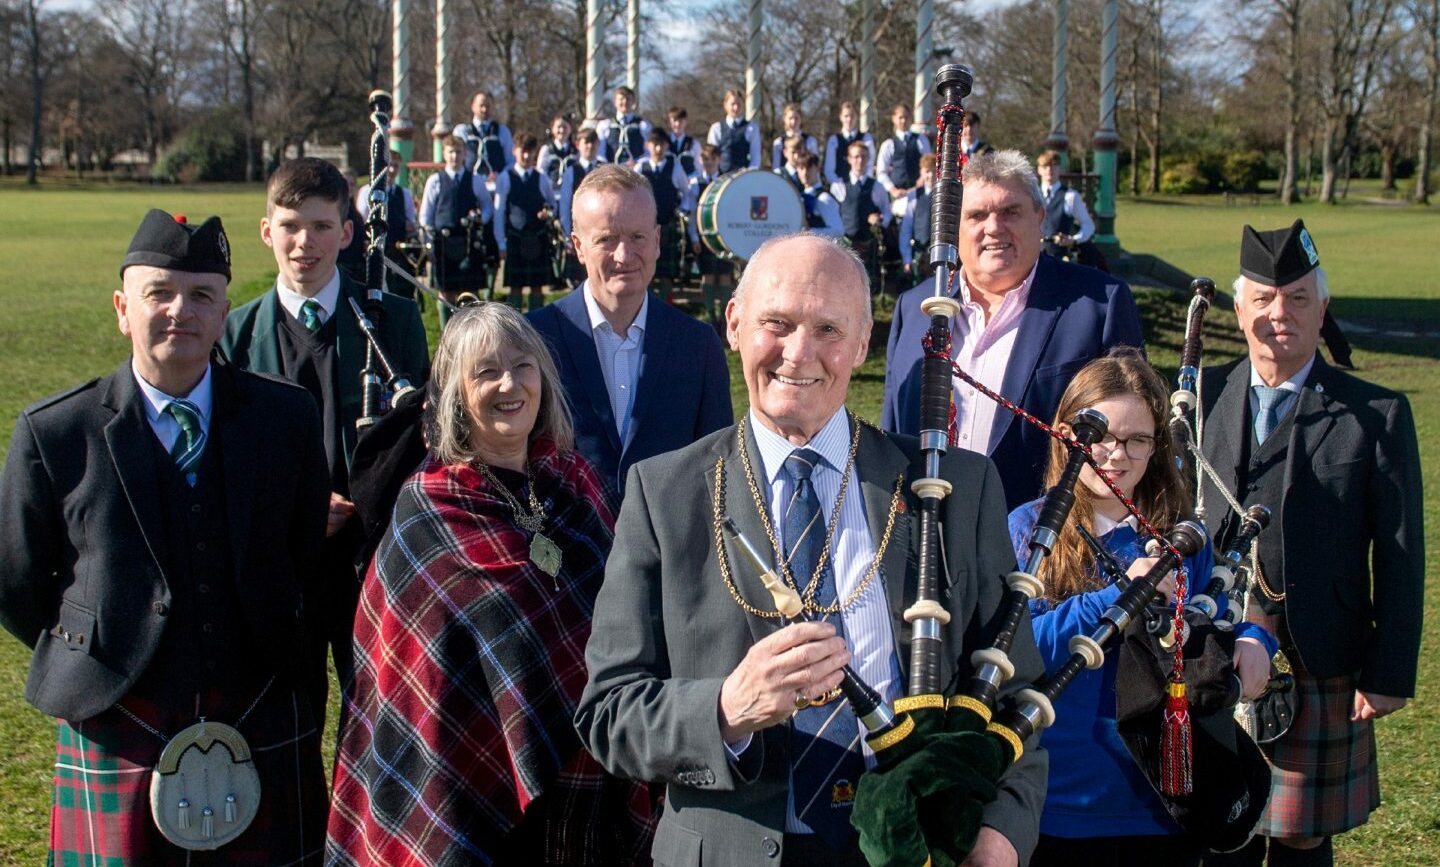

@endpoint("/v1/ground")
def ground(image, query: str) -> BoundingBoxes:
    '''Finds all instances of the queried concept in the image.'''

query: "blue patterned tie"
[784,448,864,849]
[300,299,323,333]
[164,399,205,486]
[1253,385,1288,445]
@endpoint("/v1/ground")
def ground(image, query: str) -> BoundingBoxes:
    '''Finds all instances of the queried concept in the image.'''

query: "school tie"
[300,299,323,333]
[1253,385,1288,445]
[783,448,864,849]
[164,399,205,485]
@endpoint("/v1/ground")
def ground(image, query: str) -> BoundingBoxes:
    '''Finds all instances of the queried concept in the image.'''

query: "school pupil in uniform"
[776,134,808,193]
[634,129,690,298]
[876,102,932,219]
[770,101,819,169]
[356,147,420,293]
[829,139,890,294]
[420,135,493,321]
[559,128,605,288]
[824,100,875,186]
[800,152,842,237]
[494,134,558,311]
[1035,150,1096,262]
[1009,350,1276,867]
[963,110,995,158]
[538,115,576,188]
[668,106,700,179]
[597,86,650,166]
[452,90,515,178]
[689,144,735,324]
[706,89,762,174]
[898,153,936,284]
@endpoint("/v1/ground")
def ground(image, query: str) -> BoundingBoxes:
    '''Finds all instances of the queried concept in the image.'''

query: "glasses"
[1092,433,1157,460]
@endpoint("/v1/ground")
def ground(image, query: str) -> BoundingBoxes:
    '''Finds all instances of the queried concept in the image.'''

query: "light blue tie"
[300,299,323,333]
[1253,385,1288,445]
[164,399,206,485]
[784,448,864,850]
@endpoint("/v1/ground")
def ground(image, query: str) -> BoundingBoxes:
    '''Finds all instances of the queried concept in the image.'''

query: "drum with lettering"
[697,168,806,262]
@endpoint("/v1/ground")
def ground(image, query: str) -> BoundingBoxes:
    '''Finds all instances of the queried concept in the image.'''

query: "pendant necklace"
[474,461,563,579]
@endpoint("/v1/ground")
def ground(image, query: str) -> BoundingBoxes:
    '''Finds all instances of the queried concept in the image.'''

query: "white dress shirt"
[705,118,763,169]
[1247,356,1315,434]
[731,408,903,832]
[492,168,557,252]
[559,157,605,237]
[355,183,417,228]
[829,173,893,224]
[633,155,694,213]
[583,282,649,449]
[823,130,876,186]
[770,132,819,170]
[132,361,215,454]
[419,169,492,232]
[949,262,1039,454]
[1042,184,1096,244]
[275,268,341,327]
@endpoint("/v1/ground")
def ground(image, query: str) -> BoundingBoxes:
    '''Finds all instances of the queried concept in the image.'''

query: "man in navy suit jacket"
[882,150,1142,509]
[529,164,731,495]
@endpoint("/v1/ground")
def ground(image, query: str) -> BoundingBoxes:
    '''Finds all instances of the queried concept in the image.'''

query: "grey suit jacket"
[577,417,1047,867]
[0,358,332,721]
[1199,355,1424,697]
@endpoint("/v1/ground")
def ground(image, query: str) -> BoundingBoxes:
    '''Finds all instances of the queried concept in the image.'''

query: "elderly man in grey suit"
[578,233,1045,867]
[1200,220,1424,867]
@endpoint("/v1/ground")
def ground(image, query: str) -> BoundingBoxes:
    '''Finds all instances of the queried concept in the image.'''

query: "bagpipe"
[720,65,1282,865]
[356,90,423,431]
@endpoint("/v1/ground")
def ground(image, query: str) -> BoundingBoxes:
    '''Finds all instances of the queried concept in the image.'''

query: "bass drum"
[697,168,806,262]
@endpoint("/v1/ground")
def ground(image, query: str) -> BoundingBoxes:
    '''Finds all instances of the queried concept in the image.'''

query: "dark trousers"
[1032,832,1202,867]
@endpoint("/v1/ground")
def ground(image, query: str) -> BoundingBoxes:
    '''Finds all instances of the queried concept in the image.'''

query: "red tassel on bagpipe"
[1161,677,1194,796]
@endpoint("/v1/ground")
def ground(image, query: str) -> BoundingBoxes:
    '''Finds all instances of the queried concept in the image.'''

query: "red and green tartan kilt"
[504,227,555,287]
[654,217,683,280]
[1256,671,1380,838]
[50,686,328,866]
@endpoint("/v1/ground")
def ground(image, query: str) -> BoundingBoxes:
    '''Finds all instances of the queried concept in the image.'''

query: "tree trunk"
[1280,0,1302,203]
[25,0,43,186]
[1320,121,1338,203]
[1303,131,1314,195]
[1147,1,1163,194]
[1379,142,1395,190]
[1416,0,1439,204]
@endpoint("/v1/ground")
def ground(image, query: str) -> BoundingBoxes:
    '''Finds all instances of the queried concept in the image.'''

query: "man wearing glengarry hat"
[0,209,333,864]
[1199,219,1424,867]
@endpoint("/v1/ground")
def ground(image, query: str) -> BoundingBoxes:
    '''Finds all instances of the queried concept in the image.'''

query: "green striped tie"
[164,400,205,485]
[300,299,323,333]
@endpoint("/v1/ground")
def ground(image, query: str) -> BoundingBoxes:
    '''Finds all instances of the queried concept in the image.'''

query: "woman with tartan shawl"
[326,304,657,866]
[1008,351,1276,867]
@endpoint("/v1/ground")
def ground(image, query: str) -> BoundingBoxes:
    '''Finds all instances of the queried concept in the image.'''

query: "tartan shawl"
[327,440,656,866]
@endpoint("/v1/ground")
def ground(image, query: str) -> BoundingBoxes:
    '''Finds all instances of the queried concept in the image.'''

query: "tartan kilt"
[504,226,555,287]
[436,234,487,294]
[49,686,328,866]
[1255,671,1380,838]
[654,217,683,280]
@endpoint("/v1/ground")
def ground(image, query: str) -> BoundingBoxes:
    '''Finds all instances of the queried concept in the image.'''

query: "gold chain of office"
[710,414,904,619]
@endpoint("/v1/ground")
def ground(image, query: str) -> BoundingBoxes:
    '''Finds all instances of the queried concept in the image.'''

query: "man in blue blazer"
[882,150,1142,509]
[529,164,732,496]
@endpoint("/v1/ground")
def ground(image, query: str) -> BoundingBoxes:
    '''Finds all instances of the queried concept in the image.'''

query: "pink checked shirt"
[950,261,1040,454]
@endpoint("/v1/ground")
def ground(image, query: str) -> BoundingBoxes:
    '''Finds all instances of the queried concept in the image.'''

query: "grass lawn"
[0,180,1436,864]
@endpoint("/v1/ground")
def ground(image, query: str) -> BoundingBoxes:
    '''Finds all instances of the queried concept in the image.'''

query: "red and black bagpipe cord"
[925,107,1191,793]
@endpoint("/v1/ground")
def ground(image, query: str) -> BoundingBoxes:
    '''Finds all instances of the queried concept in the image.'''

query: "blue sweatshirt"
[1008,499,1208,839]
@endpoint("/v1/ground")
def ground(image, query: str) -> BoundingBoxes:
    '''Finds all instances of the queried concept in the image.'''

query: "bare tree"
[1274,0,1304,202]
[23,0,41,184]
[102,0,192,164]
[1312,0,1396,203]
[1413,0,1439,203]
[207,0,269,181]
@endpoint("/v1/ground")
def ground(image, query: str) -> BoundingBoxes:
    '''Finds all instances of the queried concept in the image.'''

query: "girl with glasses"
[1008,349,1274,865]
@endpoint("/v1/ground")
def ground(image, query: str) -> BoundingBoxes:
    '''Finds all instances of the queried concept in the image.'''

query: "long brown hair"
[1039,348,1192,603]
